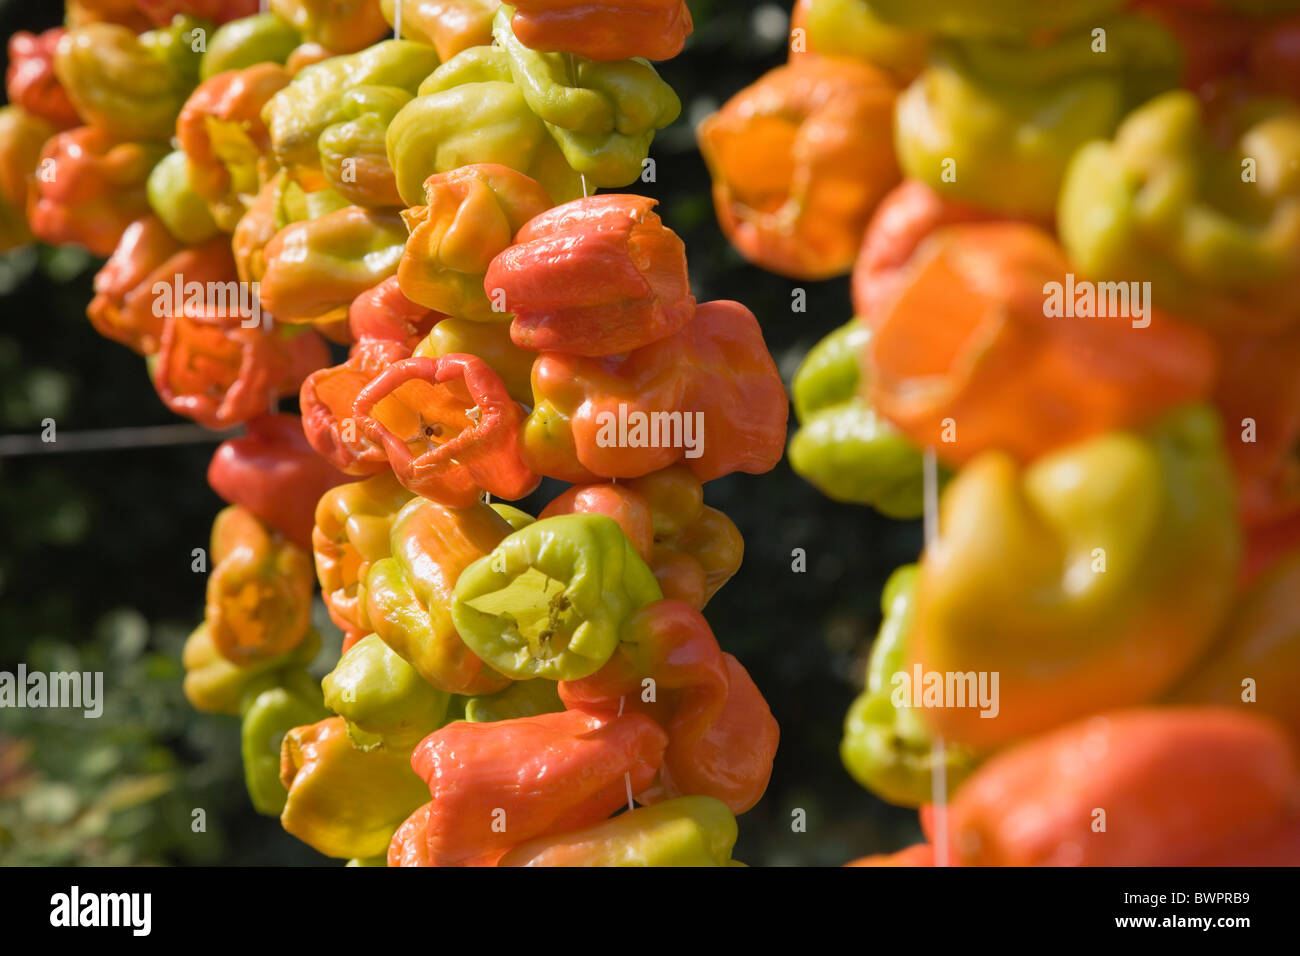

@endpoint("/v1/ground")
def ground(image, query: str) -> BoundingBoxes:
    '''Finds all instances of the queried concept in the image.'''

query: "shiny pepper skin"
[241,672,328,816]
[506,0,693,62]
[317,85,413,208]
[415,318,535,405]
[269,0,391,54]
[0,107,55,253]
[182,622,320,716]
[322,633,451,751]
[6,29,81,130]
[201,13,303,80]
[380,1,500,61]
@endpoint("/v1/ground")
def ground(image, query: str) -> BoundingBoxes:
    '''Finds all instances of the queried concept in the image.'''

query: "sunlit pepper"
[318,85,412,208]
[201,12,303,80]
[322,633,451,751]
[415,318,534,405]
[863,0,1123,39]
[146,151,220,244]
[789,0,928,82]
[181,621,320,715]
[87,217,180,353]
[241,672,328,815]
[0,107,54,252]
[698,57,899,279]
[452,514,663,681]
[365,496,514,694]
[486,194,694,356]
[460,677,562,722]
[506,0,691,62]
[280,716,430,858]
[6,30,81,130]
[269,0,391,54]
[380,0,498,60]
[908,406,1240,751]
[399,164,553,322]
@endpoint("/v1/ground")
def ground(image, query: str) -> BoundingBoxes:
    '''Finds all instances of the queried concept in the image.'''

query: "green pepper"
[317,85,412,207]
[201,12,302,82]
[864,0,1124,39]
[182,622,321,716]
[788,318,932,519]
[345,855,388,867]
[321,633,450,751]
[840,565,976,807]
[492,6,681,188]
[451,514,663,681]
[462,678,564,722]
[240,671,329,816]
[895,16,1181,217]
[147,150,220,244]
[489,503,536,532]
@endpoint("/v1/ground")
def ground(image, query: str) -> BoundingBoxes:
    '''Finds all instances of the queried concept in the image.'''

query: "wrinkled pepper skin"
[498,796,737,867]
[698,57,899,280]
[201,12,303,80]
[789,0,928,82]
[460,677,562,722]
[840,566,975,807]
[313,471,414,635]
[1059,90,1300,332]
[0,107,55,252]
[895,17,1182,218]
[416,317,534,405]
[352,354,539,505]
[908,406,1240,751]
[381,0,499,60]
[865,0,1123,40]
[405,710,668,866]
[87,216,182,354]
[453,514,662,681]
[207,413,348,551]
[241,674,328,816]
[493,9,681,187]
[560,600,779,814]
[6,29,81,130]
[486,194,695,356]
[28,127,167,257]
[789,317,929,519]
[399,163,553,322]
[146,150,220,244]
[280,716,430,858]
[506,0,692,62]
[523,299,788,482]
[322,633,451,750]
[318,85,412,208]
[182,622,320,715]
[365,496,514,694]
[867,223,1217,466]
[937,708,1300,865]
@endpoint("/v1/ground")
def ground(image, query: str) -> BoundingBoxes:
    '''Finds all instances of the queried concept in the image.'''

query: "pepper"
[492,8,682,187]
[269,0,392,54]
[138,0,261,26]
[318,85,413,208]
[907,406,1240,752]
[232,171,290,285]
[241,672,328,815]
[86,217,178,353]
[182,621,321,715]
[53,17,205,143]
[789,0,928,83]
[398,163,553,322]
[6,30,81,130]
[498,796,737,867]
[280,716,430,858]
[522,299,788,482]
[365,496,514,694]
[485,194,695,356]
[406,709,668,866]
[65,0,154,31]
[505,0,692,62]
[1058,90,1300,332]
[895,17,1182,218]
[789,317,929,519]
[936,708,1300,865]
[386,45,583,206]
[560,600,779,814]
[461,676,563,722]
[380,0,499,60]
[322,633,451,751]
[845,843,934,867]
[863,0,1123,39]
[540,483,655,562]
[452,513,663,681]
[415,318,534,405]
[201,12,303,80]
[351,353,539,505]
[28,126,167,257]
[207,413,348,551]
[0,107,55,252]
[867,223,1218,466]
[697,57,900,279]
[146,151,220,244]
[489,503,535,531]
[840,565,975,807]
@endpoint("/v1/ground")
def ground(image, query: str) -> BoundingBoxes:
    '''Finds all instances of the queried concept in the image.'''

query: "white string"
[394,0,402,39]
[921,445,949,866]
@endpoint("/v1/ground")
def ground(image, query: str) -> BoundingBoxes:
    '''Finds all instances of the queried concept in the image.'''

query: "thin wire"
[922,445,949,866]
[394,0,402,39]
[0,425,233,458]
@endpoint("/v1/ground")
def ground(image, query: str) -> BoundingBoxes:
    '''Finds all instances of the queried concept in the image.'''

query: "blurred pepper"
[201,12,303,80]
[280,716,430,858]
[322,633,451,751]
[269,0,391,53]
[399,163,552,321]
[0,107,55,252]
[506,0,691,62]
[182,622,320,715]
[937,708,1300,865]
[865,0,1123,39]
[352,353,539,505]
[486,195,694,356]
[895,17,1182,218]
[1249,14,1300,99]
[241,673,328,815]
[789,317,929,519]
[698,57,899,280]
[146,151,221,244]
[561,600,778,813]
[380,0,498,60]
[407,710,667,866]
[365,496,514,694]
[6,30,81,130]
[845,843,935,867]
[386,45,583,206]
[138,0,260,25]
[318,85,412,208]
[29,126,167,257]
[87,217,180,353]
[452,514,662,681]
[460,677,562,722]
[493,9,680,187]
[867,223,1218,466]
[1059,90,1300,332]
[840,565,975,807]
[66,0,153,31]
[416,318,533,405]
[523,299,788,482]
[54,18,205,142]
[789,0,928,82]
[499,796,737,867]
[908,406,1240,751]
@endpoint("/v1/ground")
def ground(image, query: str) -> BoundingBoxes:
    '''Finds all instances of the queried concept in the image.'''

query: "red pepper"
[845,843,934,867]
[540,483,655,561]
[352,354,539,506]
[207,413,349,552]
[87,217,181,354]
[136,0,260,25]
[486,195,695,357]
[6,30,81,130]
[507,0,693,62]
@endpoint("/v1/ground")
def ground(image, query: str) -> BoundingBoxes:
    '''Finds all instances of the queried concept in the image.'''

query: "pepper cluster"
[702,0,1300,865]
[3,0,792,867]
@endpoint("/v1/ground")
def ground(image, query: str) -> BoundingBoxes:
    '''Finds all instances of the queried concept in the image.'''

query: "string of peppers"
[699,0,1300,865]
[1,0,789,866]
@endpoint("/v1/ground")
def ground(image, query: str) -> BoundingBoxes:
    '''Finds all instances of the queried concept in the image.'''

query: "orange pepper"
[137,0,261,25]
[507,0,692,62]
[381,0,499,61]
[269,0,391,54]
[0,107,55,252]
[541,484,655,562]
[6,30,81,130]
[845,843,934,866]
[65,0,153,31]
[698,57,899,280]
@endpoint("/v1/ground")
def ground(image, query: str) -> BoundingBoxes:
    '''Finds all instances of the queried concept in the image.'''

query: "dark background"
[0,0,922,865]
